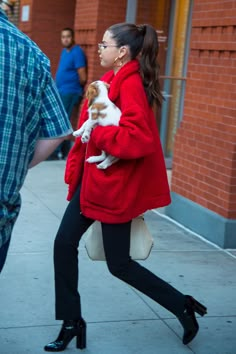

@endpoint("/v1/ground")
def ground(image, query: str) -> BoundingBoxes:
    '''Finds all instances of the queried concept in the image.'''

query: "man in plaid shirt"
[0,4,73,272]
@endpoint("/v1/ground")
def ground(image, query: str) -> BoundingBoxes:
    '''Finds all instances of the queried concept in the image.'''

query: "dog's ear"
[86,84,99,106]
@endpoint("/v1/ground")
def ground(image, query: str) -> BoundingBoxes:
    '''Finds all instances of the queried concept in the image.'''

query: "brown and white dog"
[73,80,121,169]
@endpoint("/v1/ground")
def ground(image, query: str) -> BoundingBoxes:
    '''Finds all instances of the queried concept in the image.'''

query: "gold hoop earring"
[114,57,123,67]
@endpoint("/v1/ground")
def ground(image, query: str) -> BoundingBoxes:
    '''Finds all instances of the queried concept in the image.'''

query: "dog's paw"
[73,129,82,137]
[81,134,90,143]
[97,162,109,169]
[86,156,98,163]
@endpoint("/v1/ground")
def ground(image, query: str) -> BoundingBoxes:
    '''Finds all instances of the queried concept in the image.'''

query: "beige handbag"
[84,215,154,261]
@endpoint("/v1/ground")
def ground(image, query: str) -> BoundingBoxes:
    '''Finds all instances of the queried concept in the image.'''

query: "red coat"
[65,60,171,223]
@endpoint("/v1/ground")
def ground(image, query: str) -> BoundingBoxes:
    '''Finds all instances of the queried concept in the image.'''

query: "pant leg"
[61,93,81,119]
[59,94,82,158]
[101,221,185,317]
[54,185,94,320]
[0,238,11,273]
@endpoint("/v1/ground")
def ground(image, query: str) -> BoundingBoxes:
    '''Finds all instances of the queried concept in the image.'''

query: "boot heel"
[191,297,207,316]
[76,322,86,349]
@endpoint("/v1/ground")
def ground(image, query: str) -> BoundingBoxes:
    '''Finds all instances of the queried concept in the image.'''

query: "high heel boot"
[178,295,207,345]
[44,318,86,352]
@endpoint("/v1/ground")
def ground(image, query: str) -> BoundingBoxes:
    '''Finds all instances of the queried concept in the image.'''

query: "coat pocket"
[84,162,126,212]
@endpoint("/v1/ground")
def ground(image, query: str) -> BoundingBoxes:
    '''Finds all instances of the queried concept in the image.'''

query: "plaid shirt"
[0,9,72,248]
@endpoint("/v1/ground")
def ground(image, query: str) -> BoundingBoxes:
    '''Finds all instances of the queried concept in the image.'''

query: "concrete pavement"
[0,161,235,354]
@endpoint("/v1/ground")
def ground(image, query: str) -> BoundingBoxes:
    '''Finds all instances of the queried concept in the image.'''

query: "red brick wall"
[171,0,236,219]
[74,0,127,84]
[19,0,76,75]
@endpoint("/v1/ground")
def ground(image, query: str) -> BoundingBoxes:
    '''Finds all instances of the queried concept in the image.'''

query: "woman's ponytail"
[139,24,163,107]
[108,23,163,107]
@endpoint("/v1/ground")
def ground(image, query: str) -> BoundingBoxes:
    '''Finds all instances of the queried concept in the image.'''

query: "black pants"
[54,186,185,320]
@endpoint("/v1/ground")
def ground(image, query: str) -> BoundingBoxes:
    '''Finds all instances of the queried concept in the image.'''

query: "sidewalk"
[0,161,235,354]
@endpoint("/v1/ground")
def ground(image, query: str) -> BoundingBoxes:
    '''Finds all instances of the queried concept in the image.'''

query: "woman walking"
[44,22,207,352]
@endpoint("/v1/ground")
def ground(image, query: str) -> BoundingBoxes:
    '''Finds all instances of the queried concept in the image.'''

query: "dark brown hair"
[108,23,163,107]
[62,27,75,38]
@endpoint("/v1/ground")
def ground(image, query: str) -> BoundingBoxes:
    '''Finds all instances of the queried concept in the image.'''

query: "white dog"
[73,80,121,169]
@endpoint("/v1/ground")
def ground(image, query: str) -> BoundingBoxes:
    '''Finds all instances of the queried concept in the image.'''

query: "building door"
[134,0,193,166]
[159,0,193,165]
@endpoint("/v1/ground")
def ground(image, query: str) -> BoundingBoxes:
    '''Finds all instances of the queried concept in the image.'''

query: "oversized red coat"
[65,60,171,223]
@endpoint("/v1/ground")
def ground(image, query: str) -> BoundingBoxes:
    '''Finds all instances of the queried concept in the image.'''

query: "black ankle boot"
[44,318,86,352]
[178,295,207,345]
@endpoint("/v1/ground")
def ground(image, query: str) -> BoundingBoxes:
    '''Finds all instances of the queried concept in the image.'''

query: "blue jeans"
[0,238,11,273]
[60,93,82,119]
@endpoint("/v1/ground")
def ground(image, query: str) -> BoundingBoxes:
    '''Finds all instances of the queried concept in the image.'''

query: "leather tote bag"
[84,215,154,261]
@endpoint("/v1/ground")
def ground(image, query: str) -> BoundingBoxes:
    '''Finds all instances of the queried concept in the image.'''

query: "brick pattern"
[171,0,236,219]
[74,0,127,84]
[19,0,76,75]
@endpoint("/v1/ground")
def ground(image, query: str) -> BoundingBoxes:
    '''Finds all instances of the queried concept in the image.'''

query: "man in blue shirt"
[0,5,72,273]
[53,27,87,159]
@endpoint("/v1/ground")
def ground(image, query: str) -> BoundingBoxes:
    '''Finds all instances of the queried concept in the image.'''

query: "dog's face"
[86,84,99,106]
[86,81,109,106]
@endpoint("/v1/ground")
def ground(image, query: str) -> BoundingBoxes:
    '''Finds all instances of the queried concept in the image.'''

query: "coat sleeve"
[91,79,156,160]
